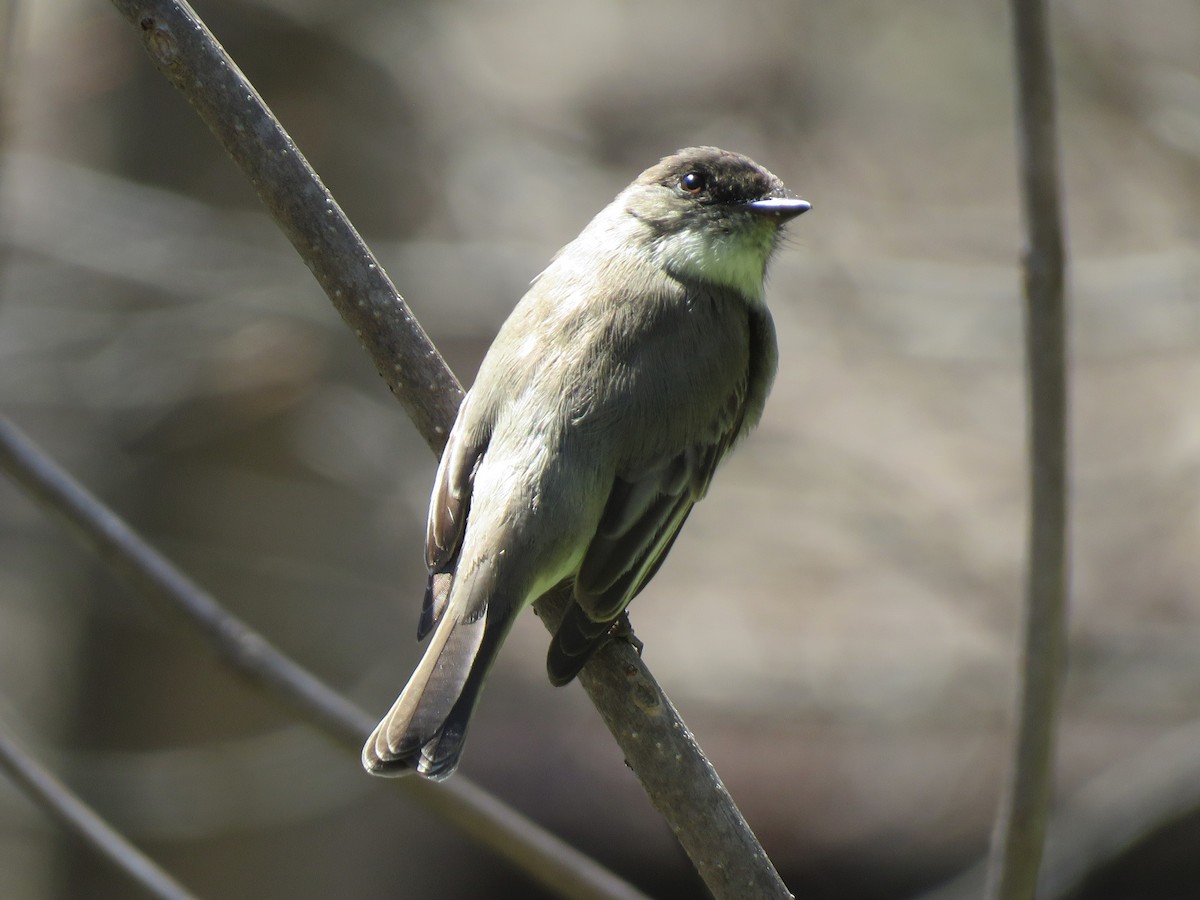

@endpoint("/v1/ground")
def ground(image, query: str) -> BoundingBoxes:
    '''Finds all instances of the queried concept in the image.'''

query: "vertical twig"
[0,723,199,900]
[987,0,1070,897]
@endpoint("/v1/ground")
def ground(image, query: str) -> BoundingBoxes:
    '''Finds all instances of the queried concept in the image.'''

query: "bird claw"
[610,613,644,656]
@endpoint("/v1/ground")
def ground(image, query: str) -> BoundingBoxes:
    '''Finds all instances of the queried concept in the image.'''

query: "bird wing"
[418,403,489,640]
[577,429,734,618]
[545,382,747,686]
[544,283,777,686]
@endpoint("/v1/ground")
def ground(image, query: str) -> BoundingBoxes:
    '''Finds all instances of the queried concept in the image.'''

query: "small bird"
[363,147,809,780]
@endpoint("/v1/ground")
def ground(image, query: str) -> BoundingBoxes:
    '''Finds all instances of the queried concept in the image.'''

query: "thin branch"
[0,416,647,900]
[0,721,199,900]
[535,589,795,899]
[114,3,463,456]
[104,1,793,897]
[986,1,1070,897]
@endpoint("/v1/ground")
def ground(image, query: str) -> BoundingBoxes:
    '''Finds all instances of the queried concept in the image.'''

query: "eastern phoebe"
[363,147,809,780]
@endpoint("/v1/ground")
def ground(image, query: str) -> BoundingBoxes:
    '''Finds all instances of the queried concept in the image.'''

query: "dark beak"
[745,197,812,222]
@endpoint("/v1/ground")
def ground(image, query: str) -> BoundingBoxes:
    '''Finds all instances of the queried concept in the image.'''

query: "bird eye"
[679,171,707,195]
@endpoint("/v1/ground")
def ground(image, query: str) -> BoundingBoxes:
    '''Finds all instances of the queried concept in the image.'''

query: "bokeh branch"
[0,415,646,900]
[0,721,199,900]
[986,0,1070,897]
[91,1,793,897]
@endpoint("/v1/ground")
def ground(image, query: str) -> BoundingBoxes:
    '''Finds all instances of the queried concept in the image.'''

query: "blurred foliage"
[1,0,1199,898]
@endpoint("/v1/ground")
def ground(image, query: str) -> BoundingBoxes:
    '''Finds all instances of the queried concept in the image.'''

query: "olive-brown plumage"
[363,147,809,780]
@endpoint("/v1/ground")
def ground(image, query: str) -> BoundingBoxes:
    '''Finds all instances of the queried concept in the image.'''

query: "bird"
[363,146,809,780]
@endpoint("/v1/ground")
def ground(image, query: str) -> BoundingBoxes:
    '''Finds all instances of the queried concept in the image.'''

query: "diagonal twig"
[0,415,647,900]
[103,1,793,897]
[986,0,1070,897]
[0,721,199,900]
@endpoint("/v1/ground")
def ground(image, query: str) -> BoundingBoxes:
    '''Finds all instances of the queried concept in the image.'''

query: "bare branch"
[110,2,463,457]
[103,1,793,896]
[0,415,648,900]
[0,721,199,900]
[540,590,795,899]
[986,0,1070,897]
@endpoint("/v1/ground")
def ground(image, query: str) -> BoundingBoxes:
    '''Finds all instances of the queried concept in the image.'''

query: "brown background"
[1,1,1199,897]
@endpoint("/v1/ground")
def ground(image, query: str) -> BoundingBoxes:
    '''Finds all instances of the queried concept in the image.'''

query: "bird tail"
[362,562,509,781]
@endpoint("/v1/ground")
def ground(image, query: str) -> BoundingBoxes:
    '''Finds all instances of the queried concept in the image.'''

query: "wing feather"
[419,406,489,640]
[546,376,748,685]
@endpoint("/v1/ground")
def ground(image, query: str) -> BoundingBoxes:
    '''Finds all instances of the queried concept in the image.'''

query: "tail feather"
[363,560,516,781]
[362,606,485,779]
[416,571,453,640]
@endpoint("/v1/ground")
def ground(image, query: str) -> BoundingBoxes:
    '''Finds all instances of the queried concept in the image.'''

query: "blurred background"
[1,0,1199,897]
